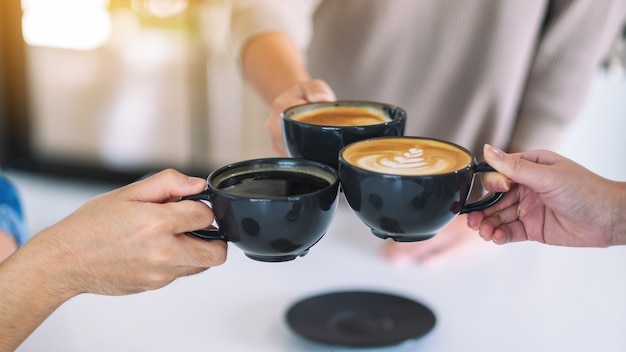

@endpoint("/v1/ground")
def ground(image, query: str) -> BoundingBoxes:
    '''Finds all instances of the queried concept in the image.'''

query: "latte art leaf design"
[353,146,463,175]
[381,148,428,169]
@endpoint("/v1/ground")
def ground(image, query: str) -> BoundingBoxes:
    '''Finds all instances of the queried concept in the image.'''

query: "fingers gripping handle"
[459,162,505,214]
[180,192,226,241]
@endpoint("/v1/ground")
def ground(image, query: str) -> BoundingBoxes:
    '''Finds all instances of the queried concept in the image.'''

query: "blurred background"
[0,0,270,183]
[0,0,624,184]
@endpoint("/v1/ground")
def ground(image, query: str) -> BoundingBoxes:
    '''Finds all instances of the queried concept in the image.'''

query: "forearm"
[609,181,626,246]
[241,32,311,105]
[0,232,76,351]
[0,232,17,263]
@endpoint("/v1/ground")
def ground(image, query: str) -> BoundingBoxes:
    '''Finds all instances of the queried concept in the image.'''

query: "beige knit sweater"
[231,0,626,154]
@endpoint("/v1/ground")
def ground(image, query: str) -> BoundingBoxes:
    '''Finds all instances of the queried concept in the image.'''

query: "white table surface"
[9,170,626,352]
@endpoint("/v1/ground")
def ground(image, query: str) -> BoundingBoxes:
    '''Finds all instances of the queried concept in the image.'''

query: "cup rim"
[207,157,340,199]
[338,136,476,176]
[281,100,407,130]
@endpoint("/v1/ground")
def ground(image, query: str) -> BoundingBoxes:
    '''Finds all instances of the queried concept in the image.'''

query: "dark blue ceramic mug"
[338,136,504,242]
[182,158,340,262]
[282,101,406,170]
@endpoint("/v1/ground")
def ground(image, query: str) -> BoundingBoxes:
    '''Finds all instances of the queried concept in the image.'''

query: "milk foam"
[292,106,388,126]
[346,141,471,176]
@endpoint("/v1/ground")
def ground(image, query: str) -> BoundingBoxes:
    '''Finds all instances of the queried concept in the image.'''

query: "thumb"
[300,79,336,102]
[483,144,549,191]
[121,169,207,203]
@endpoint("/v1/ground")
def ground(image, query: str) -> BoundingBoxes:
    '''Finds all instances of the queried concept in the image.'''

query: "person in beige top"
[230,0,626,264]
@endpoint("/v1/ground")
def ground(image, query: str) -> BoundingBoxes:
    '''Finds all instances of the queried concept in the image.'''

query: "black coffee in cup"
[216,171,331,197]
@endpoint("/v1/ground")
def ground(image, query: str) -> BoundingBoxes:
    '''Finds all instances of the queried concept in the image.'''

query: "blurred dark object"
[0,0,31,171]
[602,22,626,79]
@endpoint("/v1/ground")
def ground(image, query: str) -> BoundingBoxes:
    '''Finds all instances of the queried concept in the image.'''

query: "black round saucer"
[285,290,436,348]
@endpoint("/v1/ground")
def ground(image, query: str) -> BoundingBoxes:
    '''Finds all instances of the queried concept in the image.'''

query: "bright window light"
[131,0,188,18]
[22,0,111,50]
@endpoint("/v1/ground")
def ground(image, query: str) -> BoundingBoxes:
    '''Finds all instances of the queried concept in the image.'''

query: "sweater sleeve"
[509,0,626,151]
[229,0,321,63]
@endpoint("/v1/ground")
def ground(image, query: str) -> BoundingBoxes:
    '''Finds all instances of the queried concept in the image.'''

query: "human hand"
[467,144,624,247]
[381,215,493,266]
[379,164,510,266]
[22,169,227,298]
[265,79,336,156]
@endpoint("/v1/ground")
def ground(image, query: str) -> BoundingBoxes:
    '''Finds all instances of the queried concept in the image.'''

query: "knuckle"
[143,270,175,289]
[201,242,228,266]
[159,168,181,181]
[147,215,175,236]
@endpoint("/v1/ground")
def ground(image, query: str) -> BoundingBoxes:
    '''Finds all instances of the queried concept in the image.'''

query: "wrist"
[17,228,82,302]
[0,230,79,350]
[241,32,311,104]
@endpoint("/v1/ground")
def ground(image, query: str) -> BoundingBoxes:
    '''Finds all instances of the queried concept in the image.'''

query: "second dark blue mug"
[282,101,406,170]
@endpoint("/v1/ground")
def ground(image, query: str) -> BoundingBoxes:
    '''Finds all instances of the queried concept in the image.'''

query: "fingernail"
[307,94,328,103]
[499,178,512,192]
[485,144,504,161]
[466,214,478,231]
[492,233,505,245]
[188,177,206,186]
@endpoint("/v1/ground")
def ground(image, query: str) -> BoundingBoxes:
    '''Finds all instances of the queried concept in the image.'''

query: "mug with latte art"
[338,136,504,242]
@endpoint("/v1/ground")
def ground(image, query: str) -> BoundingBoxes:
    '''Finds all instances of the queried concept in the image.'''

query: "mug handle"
[180,192,227,241]
[459,162,505,214]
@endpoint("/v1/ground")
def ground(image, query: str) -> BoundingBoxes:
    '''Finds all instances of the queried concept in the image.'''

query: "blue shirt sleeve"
[0,171,29,246]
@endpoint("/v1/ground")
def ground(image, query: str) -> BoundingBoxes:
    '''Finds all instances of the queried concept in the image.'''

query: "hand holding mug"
[468,145,626,247]
[266,79,337,156]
